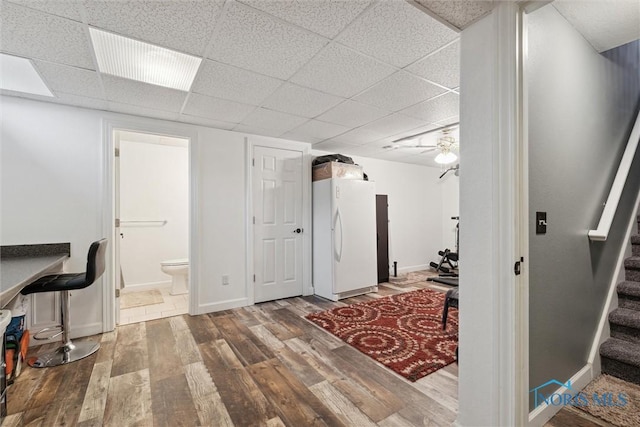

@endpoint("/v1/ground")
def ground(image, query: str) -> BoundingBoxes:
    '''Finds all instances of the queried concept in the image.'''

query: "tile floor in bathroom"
[119,284,188,325]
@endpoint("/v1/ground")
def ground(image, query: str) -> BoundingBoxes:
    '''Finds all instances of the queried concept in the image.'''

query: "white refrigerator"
[313,178,378,301]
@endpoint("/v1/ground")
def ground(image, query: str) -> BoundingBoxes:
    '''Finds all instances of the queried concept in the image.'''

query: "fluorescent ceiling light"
[90,28,201,91]
[0,53,53,97]
[435,151,457,165]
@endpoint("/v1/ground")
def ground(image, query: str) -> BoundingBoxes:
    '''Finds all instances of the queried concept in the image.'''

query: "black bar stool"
[21,239,108,368]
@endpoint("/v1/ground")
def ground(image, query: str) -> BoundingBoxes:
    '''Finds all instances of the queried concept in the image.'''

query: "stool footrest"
[33,326,63,341]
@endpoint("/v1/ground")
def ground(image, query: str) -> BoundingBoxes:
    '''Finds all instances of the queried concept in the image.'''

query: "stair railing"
[589,111,640,241]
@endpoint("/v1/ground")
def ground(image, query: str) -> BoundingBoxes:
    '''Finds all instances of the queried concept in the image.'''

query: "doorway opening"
[113,129,190,325]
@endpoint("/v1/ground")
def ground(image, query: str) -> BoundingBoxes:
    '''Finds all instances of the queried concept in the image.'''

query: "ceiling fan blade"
[419,147,438,154]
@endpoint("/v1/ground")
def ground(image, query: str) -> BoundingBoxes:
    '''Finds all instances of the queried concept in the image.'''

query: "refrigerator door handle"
[334,207,343,262]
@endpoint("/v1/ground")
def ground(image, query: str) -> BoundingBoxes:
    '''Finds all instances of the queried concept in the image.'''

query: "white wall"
[313,151,448,274]
[119,138,189,288]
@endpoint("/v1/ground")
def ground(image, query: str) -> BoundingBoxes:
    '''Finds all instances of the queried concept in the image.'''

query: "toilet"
[160,259,189,295]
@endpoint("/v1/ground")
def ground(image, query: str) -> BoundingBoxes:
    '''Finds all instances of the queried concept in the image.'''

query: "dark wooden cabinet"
[376,195,389,283]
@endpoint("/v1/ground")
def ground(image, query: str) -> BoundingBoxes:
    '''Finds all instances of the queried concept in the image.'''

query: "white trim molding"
[195,298,250,315]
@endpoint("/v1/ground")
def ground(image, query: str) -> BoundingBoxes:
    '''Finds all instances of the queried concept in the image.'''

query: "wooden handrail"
[588,111,640,241]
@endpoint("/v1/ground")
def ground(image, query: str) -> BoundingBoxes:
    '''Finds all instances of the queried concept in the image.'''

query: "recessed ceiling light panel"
[90,28,201,91]
[0,53,53,97]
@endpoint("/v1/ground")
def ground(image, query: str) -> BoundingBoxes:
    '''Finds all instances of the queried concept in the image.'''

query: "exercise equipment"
[429,216,459,276]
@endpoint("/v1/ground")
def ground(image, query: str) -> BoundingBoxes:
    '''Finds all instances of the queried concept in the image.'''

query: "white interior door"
[253,145,304,303]
[114,132,122,324]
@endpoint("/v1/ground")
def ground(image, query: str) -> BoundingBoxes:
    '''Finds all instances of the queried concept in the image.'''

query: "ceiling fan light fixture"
[435,151,457,164]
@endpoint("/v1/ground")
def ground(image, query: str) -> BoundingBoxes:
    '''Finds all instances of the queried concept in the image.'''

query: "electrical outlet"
[222,275,230,285]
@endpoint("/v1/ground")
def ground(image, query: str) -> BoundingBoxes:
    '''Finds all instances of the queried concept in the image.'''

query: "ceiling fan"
[383,123,459,164]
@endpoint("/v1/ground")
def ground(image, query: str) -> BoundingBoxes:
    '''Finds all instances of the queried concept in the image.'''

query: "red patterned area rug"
[306,289,458,382]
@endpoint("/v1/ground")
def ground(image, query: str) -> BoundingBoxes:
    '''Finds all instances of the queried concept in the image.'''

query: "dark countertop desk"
[0,243,71,308]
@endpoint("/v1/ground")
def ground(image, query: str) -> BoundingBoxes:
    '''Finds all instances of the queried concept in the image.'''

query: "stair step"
[600,338,640,385]
[625,256,640,281]
[609,308,640,343]
[618,281,640,311]
[632,235,640,256]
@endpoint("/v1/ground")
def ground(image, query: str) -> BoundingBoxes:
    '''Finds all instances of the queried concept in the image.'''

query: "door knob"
[293,228,303,234]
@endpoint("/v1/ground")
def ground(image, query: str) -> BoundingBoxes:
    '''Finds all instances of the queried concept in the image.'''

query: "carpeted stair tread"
[625,256,640,269]
[618,281,640,298]
[608,308,640,330]
[600,338,640,368]
[632,234,640,245]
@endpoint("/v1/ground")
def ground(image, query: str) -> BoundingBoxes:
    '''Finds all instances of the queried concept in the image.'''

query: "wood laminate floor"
[5,280,460,427]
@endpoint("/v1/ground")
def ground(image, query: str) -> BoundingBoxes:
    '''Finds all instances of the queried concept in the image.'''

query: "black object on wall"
[376,195,389,283]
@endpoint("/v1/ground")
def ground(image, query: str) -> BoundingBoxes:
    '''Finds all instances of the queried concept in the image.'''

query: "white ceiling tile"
[183,93,255,123]
[279,132,324,144]
[312,140,360,154]
[83,0,224,56]
[237,0,371,38]
[8,0,83,21]
[353,71,446,112]
[108,101,180,121]
[400,92,459,123]
[336,0,458,68]
[412,0,495,30]
[232,124,286,139]
[179,114,237,130]
[261,83,343,118]
[191,60,283,106]
[290,43,395,97]
[207,3,328,79]
[330,127,388,145]
[316,100,390,128]
[406,40,460,89]
[358,113,426,138]
[34,60,103,99]
[102,75,187,112]
[1,2,95,69]
[289,119,350,140]
[239,108,308,134]
[436,115,460,126]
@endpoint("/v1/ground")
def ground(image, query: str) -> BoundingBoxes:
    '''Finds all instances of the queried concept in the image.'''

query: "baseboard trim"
[528,364,593,427]
[396,264,430,274]
[194,297,249,315]
[122,281,171,292]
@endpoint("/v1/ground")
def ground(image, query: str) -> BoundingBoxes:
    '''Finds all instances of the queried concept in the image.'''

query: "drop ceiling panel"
[237,0,372,38]
[191,60,283,106]
[279,131,324,144]
[1,2,95,69]
[357,113,425,138]
[102,75,187,112]
[8,0,83,21]
[336,0,458,68]
[553,0,640,52]
[207,3,328,79]
[400,92,459,123]
[183,93,255,123]
[353,71,447,112]
[411,0,495,30]
[313,140,360,153]
[53,92,108,110]
[407,40,460,89]
[108,101,180,121]
[83,0,224,56]
[316,100,390,128]
[34,60,103,99]
[233,124,286,139]
[179,114,237,130]
[290,43,396,98]
[329,127,388,145]
[238,107,308,134]
[289,119,350,140]
[261,83,343,118]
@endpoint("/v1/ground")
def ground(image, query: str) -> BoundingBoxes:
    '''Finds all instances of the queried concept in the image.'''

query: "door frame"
[245,136,313,305]
[101,117,200,331]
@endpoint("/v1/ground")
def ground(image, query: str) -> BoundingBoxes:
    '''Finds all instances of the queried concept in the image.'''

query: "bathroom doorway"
[114,130,190,325]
